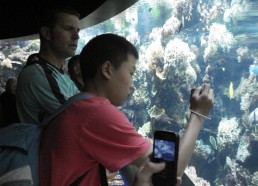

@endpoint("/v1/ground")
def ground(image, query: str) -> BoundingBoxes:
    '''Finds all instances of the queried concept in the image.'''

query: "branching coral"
[204,23,236,62]
[145,40,164,73]
[138,121,151,138]
[236,46,249,63]
[163,38,198,90]
[1,58,13,69]
[195,139,214,160]
[184,166,211,186]
[161,16,181,38]
[217,117,241,151]
[170,0,193,19]
[235,75,258,112]
[126,28,140,46]
[236,136,251,163]
[225,156,253,185]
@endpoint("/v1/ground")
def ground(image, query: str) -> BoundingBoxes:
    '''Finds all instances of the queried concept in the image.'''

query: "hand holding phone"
[152,130,179,186]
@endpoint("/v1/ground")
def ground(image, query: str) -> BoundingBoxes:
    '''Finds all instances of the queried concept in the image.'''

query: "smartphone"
[152,130,179,186]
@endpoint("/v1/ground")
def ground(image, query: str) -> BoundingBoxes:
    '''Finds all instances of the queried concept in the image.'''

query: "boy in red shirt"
[40,33,214,185]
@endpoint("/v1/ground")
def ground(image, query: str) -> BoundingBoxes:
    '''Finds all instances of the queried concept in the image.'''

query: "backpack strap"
[42,93,109,186]
[41,93,92,127]
[25,57,66,105]
[69,164,107,186]
[99,164,108,186]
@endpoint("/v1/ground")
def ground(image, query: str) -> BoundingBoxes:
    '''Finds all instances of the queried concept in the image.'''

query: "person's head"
[26,53,39,65]
[68,55,84,90]
[68,55,81,78]
[80,33,139,106]
[39,5,81,59]
[5,77,17,94]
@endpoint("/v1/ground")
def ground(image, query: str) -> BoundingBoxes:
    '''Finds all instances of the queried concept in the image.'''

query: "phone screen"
[154,139,175,161]
[152,131,179,186]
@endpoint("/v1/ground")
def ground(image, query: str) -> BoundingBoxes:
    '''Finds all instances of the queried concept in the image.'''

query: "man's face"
[108,54,136,106]
[49,12,80,59]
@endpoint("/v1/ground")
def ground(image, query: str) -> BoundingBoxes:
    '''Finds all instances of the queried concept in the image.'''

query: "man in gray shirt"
[16,5,80,124]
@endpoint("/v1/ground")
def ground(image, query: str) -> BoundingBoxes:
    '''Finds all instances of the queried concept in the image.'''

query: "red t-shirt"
[40,93,151,186]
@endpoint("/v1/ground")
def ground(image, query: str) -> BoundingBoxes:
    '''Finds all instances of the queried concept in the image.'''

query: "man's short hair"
[40,4,80,29]
[79,33,139,82]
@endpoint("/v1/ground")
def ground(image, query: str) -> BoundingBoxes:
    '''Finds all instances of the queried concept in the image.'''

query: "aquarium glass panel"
[1,0,258,185]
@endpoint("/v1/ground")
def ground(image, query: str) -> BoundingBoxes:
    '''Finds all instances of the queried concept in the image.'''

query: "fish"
[248,108,258,126]
[228,82,234,100]
[183,117,187,126]
[254,110,256,125]
[181,15,185,28]
[202,127,217,135]
[177,16,184,33]
[252,110,258,133]
[178,23,183,33]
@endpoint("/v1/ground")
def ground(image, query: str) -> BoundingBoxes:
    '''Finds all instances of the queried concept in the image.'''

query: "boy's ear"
[101,61,113,79]
[40,26,51,40]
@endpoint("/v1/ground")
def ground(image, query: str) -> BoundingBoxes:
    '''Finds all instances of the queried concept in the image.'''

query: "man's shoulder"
[18,63,44,81]
[21,61,44,73]
[17,62,49,90]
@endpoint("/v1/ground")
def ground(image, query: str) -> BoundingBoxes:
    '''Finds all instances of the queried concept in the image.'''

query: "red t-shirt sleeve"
[79,99,151,172]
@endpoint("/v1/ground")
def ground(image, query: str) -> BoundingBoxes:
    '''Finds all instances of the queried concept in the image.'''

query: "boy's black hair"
[79,33,139,82]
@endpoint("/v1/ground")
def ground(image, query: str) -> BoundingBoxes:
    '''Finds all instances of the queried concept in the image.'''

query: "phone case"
[152,130,179,186]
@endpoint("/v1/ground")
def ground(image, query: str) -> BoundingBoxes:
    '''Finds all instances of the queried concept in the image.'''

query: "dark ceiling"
[0,0,138,41]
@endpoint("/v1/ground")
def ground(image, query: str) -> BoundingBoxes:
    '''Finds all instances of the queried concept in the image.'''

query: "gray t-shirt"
[16,60,80,124]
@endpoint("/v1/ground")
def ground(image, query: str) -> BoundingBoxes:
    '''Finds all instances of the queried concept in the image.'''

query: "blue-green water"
[1,0,258,185]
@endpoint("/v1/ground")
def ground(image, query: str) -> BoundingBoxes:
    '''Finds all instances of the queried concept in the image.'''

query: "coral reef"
[145,40,164,73]
[1,0,257,185]
[1,58,13,69]
[236,136,251,163]
[164,38,198,91]
[236,46,249,63]
[235,75,258,112]
[225,156,253,185]
[195,140,214,161]
[217,117,241,151]
[170,0,193,19]
[126,28,140,46]
[137,121,151,138]
[252,171,258,185]
[185,166,211,186]
[204,23,236,62]
[161,16,181,38]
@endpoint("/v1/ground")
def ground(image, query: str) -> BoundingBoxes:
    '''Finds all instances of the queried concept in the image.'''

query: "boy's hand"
[134,159,182,186]
[190,84,214,118]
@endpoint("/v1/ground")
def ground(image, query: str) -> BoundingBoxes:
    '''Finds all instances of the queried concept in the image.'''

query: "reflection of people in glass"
[154,139,175,161]
[0,77,20,127]
[68,55,84,91]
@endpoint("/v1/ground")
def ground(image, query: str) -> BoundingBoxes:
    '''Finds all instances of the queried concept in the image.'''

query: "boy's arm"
[177,114,204,177]
[131,84,214,181]
[131,146,152,168]
[177,84,214,177]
